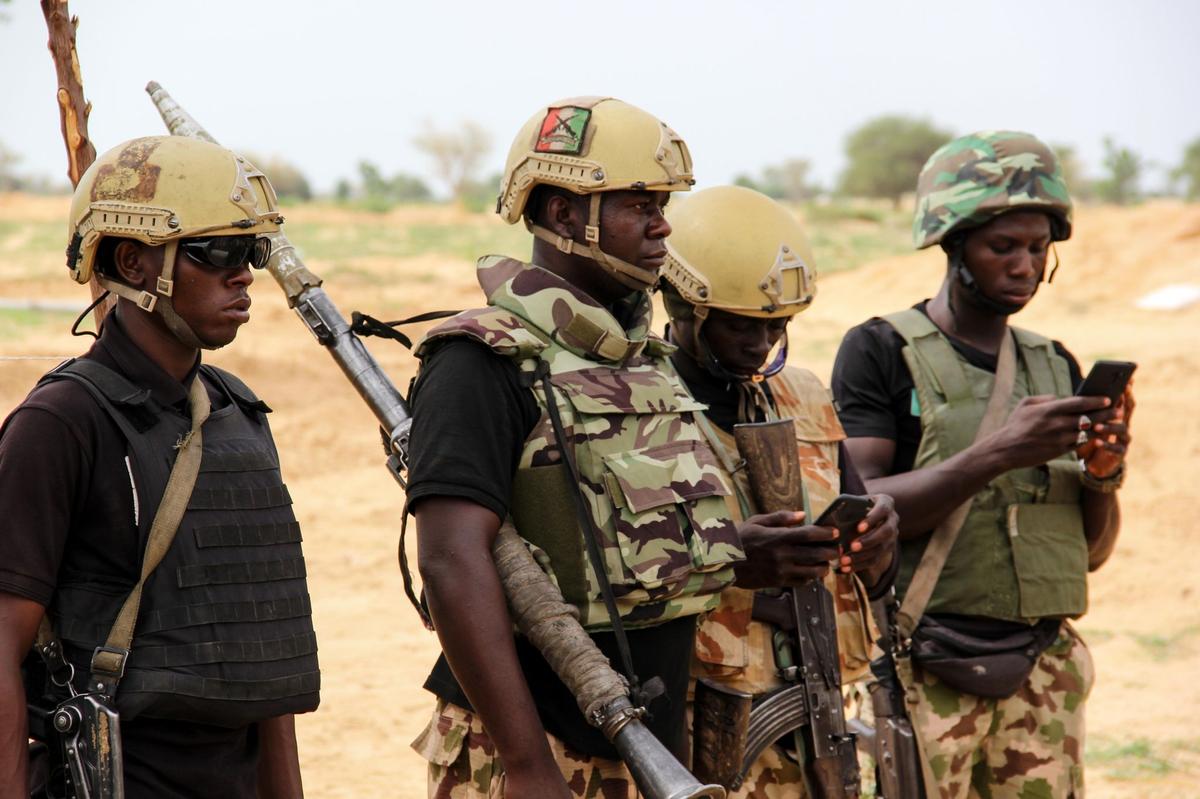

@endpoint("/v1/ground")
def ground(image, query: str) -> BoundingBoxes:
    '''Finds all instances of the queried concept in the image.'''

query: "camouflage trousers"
[727,742,810,799]
[412,700,639,798]
[900,623,1094,799]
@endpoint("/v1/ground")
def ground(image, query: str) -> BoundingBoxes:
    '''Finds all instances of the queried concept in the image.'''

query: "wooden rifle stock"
[733,420,861,799]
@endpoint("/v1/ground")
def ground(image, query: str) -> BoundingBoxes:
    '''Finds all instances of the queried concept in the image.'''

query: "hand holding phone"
[813,494,874,551]
[1075,360,1136,405]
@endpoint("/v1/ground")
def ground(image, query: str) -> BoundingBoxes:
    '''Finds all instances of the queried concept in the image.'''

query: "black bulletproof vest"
[42,359,320,727]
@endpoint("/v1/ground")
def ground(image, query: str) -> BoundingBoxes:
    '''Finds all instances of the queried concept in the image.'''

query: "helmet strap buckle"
[156,277,174,297]
[136,291,158,312]
[555,234,573,254]
[584,224,600,244]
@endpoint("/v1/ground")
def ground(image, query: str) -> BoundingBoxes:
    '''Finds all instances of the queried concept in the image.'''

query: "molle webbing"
[40,359,320,724]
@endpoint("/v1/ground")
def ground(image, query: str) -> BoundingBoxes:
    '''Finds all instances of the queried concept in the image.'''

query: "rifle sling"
[534,360,649,704]
[895,330,1017,640]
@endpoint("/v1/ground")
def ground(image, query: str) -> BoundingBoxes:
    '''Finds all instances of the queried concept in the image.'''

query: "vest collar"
[477,255,669,364]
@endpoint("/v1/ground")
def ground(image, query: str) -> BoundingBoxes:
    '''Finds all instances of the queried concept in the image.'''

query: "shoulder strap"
[86,375,211,697]
[883,309,973,403]
[896,330,1017,638]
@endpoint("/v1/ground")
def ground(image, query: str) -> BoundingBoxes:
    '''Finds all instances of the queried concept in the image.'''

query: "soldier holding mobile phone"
[831,131,1134,798]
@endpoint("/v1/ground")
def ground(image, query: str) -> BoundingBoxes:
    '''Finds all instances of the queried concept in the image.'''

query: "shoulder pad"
[200,365,272,415]
[416,307,548,361]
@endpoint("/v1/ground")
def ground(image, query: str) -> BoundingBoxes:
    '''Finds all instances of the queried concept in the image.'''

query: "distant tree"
[334,178,352,202]
[838,115,953,206]
[353,160,432,207]
[412,121,491,204]
[244,153,313,202]
[460,172,502,214]
[733,159,820,202]
[1171,136,1200,201]
[0,140,22,191]
[1093,137,1142,205]
[1050,142,1093,201]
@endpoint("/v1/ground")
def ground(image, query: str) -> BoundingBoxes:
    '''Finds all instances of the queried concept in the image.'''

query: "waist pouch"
[910,616,1060,699]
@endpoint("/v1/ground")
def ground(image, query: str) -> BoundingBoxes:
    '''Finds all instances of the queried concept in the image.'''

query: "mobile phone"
[814,494,874,551]
[1075,360,1136,405]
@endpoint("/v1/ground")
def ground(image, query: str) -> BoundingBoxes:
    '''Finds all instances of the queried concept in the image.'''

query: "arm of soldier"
[1077,386,1135,570]
[255,714,303,799]
[416,498,570,796]
[0,592,44,799]
[847,393,1114,539]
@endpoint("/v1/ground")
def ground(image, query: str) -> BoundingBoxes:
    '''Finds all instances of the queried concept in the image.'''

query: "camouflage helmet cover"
[913,130,1073,250]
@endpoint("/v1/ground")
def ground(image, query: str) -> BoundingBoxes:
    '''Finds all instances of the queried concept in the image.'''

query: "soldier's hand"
[1077,383,1135,479]
[988,394,1114,471]
[733,510,840,589]
[837,493,898,575]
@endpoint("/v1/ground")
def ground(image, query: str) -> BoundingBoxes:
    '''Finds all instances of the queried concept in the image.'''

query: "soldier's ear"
[544,192,580,241]
[111,241,162,289]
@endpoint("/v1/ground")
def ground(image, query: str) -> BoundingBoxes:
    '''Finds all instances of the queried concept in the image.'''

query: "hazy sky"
[3,0,1197,195]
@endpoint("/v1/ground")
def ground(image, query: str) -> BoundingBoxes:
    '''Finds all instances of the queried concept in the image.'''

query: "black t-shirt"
[831,301,1083,475]
[0,313,260,799]
[405,338,698,759]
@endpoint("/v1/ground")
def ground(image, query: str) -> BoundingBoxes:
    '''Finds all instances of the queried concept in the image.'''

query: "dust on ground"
[1,195,1196,798]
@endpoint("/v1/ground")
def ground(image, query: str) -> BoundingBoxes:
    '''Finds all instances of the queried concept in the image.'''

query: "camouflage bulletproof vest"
[887,309,1087,622]
[691,367,875,693]
[42,360,320,726]
[417,257,744,630]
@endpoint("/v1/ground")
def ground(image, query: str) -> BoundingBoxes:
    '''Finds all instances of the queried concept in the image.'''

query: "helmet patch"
[535,106,591,155]
[91,139,162,203]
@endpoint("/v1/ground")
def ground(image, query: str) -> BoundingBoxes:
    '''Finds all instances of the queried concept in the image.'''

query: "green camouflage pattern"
[901,624,1093,799]
[418,257,744,630]
[414,699,640,798]
[913,131,1073,250]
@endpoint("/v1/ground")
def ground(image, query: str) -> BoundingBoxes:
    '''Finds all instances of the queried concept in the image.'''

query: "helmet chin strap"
[98,240,213,351]
[526,193,660,292]
[688,306,790,386]
[949,247,1028,318]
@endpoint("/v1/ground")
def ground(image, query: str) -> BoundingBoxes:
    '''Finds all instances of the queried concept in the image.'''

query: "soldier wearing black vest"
[0,137,319,798]
[832,132,1133,797]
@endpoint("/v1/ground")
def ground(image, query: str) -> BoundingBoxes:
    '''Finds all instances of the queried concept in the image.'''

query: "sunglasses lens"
[181,236,271,270]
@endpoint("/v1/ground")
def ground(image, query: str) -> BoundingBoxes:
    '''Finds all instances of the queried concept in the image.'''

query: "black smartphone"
[1075,360,1136,405]
[814,494,874,551]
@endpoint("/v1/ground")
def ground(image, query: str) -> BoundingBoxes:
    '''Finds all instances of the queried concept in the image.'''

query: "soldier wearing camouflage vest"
[831,131,1134,798]
[660,186,899,798]
[405,98,748,798]
[0,136,318,798]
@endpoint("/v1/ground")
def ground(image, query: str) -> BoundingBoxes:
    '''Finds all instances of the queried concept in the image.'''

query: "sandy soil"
[2,196,1197,797]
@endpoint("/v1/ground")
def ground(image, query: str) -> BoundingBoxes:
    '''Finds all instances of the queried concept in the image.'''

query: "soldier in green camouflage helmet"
[831,130,1135,797]
[404,98,757,798]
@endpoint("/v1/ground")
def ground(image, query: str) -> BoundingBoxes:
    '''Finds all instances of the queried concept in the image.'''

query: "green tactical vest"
[416,257,744,631]
[886,309,1087,622]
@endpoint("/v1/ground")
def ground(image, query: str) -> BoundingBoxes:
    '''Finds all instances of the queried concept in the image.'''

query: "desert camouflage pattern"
[899,624,1093,799]
[688,367,877,795]
[414,700,639,798]
[418,257,743,630]
[692,366,877,694]
[913,130,1073,250]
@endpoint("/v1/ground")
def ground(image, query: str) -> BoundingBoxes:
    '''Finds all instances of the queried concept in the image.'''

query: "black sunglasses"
[179,236,272,270]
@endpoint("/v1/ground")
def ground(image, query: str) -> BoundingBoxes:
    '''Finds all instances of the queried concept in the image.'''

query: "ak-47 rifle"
[144,83,722,799]
[847,594,925,799]
[720,419,860,798]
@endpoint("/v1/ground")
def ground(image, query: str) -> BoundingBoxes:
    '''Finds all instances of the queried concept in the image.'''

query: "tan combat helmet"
[662,185,816,373]
[68,136,282,348]
[497,97,694,291]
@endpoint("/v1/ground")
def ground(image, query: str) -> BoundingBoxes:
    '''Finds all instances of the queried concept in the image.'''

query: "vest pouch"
[510,462,595,608]
[603,440,741,590]
[1006,503,1088,619]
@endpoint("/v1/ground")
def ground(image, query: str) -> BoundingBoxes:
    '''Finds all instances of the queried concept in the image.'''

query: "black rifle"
[847,594,925,799]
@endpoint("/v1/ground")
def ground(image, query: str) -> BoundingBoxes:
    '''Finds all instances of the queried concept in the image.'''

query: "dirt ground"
[2,195,1197,797]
